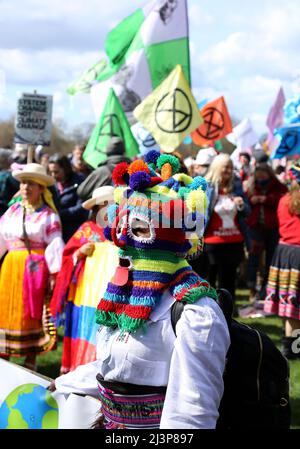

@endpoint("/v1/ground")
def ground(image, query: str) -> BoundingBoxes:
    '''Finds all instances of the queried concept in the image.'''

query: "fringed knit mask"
[96,151,217,332]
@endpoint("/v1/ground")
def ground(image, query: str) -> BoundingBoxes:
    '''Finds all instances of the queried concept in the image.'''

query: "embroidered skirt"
[98,384,165,429]
[264,243,300,320]
[0,250,56,357]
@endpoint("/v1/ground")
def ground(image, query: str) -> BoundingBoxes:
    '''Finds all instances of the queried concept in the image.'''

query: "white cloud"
[0,49,104,85]
[189,1,300,136]
[1,0,300,134]
[188,4,214,27]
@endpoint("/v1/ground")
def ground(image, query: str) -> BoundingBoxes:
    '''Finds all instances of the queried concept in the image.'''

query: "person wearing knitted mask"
[49,151,230,429]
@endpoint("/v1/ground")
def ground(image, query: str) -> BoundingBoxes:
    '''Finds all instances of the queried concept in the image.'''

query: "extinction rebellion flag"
[83,88,139,168]
[134,64,203,151]
[271,125,300,159]
[90,0,191,120]
[191,96,232,146]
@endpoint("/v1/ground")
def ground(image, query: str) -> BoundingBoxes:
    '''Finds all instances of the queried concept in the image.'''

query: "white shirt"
[0,202,64,273]
[55,290,230,429]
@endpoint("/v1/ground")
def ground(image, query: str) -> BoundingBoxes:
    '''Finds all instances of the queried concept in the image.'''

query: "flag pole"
[27,89,38,164]
[185,0,192,87]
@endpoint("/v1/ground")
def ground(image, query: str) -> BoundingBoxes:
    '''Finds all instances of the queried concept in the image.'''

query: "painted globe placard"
[0,383,58,429]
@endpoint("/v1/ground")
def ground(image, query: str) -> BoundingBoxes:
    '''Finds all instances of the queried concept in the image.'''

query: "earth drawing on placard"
[0,383,58,429]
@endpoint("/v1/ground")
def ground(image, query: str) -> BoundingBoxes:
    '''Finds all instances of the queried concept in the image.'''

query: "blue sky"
[0,0,299,137]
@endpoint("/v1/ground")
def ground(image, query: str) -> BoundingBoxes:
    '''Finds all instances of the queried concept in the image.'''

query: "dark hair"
[48,153,74,183]
[288,184,300,216]
[274,165,285,175]
[239,152,251,163]
[246,163,279,195]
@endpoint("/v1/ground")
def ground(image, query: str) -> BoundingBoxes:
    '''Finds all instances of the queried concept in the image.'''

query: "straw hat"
[12,163,55,186]
[82,185,115,210]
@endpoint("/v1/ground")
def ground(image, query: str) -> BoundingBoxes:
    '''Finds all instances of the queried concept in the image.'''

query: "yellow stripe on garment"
[133,258,189,274]
[73,241,119,308]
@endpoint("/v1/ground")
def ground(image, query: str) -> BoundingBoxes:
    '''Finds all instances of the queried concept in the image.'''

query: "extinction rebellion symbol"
[277,130,299,155]
[136,128,156,148]
[96,114,124,153]
[155,88,193,134]
[196,107,225,140]
[98,114,124,139]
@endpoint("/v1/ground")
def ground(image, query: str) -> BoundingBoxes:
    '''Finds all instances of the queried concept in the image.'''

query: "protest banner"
[14,93,53,147]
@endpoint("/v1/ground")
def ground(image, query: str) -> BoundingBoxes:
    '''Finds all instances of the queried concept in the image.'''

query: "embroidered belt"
[7,241,45,251]
[97,375,166,429]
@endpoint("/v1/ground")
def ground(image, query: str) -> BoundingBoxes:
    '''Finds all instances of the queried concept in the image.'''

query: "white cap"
[194,147,217,166]
[184,156,194,169]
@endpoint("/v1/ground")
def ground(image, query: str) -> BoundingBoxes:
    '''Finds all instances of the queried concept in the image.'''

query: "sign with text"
[15,93,53,146]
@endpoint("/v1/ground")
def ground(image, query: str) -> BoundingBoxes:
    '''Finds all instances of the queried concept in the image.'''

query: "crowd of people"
[0,138,299,428]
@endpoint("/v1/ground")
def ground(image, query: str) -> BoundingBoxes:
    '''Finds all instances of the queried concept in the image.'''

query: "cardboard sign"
[15,93,53,146]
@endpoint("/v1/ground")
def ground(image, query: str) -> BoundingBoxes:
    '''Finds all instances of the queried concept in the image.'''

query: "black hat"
[253,148,269,163]
[106,137,125,157]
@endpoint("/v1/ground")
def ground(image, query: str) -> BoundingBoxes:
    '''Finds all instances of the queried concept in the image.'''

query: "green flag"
[91,0,190,116]
[214,140,223,151]
[67,59,107,95]
[83,88,139,168]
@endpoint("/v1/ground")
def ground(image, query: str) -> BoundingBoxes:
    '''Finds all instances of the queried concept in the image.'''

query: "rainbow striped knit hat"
[96,151,217,332]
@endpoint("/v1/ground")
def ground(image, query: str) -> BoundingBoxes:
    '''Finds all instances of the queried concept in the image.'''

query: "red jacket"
[246,179,287,230]
[278,194,300,246]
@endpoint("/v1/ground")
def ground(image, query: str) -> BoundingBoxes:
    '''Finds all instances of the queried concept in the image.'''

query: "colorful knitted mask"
[96,152,217,332]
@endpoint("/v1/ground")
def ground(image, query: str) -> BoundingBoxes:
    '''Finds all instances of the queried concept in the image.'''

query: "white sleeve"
[54,360,100,397]
[160,297,230,429]
[44,236,65,273]
[43,212,65,273]
[0,216,8,259]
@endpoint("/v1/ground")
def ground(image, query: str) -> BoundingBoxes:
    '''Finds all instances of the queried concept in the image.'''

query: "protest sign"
[15,93,53,146]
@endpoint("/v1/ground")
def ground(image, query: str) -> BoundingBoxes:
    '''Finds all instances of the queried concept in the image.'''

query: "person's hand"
[74,243,96,263]
[80,242,95,257]
[47,380,56,392]
[48,274,57,293]
[233,196,244,210]
[250,195,260,204]
[258,195,266,203]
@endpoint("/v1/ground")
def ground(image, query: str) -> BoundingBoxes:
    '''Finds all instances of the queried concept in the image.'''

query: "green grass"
[236,289,300,429]
[10,289,300,429]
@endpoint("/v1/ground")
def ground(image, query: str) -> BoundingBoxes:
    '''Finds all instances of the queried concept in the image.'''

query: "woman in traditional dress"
[50,186,119,374]
[0,163,64,370]
[264,161,300,359]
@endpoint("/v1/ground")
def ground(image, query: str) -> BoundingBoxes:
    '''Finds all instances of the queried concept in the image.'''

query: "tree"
[0,117,95,155]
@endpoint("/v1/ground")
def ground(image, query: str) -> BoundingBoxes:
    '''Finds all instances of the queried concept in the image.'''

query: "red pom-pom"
[112,162,129,186]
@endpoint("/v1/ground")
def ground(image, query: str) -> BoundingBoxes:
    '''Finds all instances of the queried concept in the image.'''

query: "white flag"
[91,0,190,120]
[229,118,259,151]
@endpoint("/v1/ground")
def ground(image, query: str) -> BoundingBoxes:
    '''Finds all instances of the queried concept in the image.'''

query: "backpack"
[171,289,291,429]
